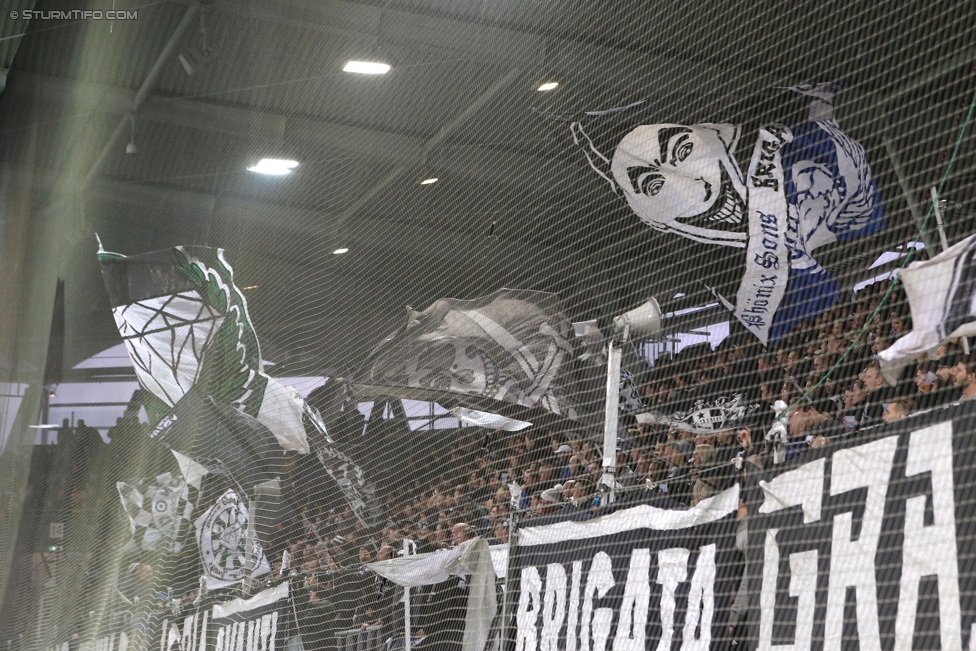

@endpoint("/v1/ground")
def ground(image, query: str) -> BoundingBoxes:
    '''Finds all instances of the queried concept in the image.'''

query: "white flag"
[116,451,208,553]
[879,233,976,384]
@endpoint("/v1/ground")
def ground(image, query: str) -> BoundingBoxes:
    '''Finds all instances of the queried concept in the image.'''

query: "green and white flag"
[97,243,308,453]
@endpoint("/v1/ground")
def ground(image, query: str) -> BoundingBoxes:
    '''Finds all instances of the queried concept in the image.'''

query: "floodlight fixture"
[178,12,221,76]
[247,159,299,175]
[537,81,559,91]
[343,61,391,75]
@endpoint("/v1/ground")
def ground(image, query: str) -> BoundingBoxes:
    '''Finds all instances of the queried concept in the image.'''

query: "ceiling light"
[344,61,390,75]
[537,81,559,91]
[420,178,438,185]
[247,159,299,175]
[333,248,349,254]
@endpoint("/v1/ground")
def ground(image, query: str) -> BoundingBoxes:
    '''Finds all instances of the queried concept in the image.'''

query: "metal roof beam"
[4,72,554,193]
[188,0,759,93]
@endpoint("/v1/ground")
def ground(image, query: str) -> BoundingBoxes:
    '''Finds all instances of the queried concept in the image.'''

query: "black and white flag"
[194,489,270,590]
[97,243,309,453]
[879,232,976,383]
[361,289,594,420]
[98,242,380,536]
[508,489,741,650]
[158,581,291,651]
[742,400,976,650]
[117,471,185,553]
[552,83,885,344]
[116,450,207,553]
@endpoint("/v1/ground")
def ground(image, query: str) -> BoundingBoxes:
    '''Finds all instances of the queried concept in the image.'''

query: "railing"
[334,625,384,651]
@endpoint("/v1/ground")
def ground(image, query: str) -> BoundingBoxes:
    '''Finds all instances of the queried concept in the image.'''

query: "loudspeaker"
[612,298,662,340]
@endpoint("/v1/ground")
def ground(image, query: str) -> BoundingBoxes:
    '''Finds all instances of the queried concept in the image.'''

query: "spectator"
[569,478,596,509]
[913,361,942,410]
[661,445,692,506]
[691,444,719,505]
[117,562,162,651]
[490,522,509,545]
[614,450,638,487]
[537,487,563,515]
[766,401,790,464]
[450,523,474,547]
[554,444,574,479]
[855,363,888,427]
[57,418,73,444]
[74,419,104,456]
[711,429,739,488]
[953,356,976,401]
[883,397,916,423]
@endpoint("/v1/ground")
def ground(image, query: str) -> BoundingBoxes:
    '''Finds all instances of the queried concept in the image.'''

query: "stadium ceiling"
[1,0,974,378]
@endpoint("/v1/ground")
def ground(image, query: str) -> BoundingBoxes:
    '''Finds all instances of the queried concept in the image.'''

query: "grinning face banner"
[564,84,885,344]
[610,122,749,247]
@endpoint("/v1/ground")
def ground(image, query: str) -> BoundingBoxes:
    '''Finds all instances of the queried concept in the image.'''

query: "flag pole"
[403,538,416,651]
[601,337,623,503]
[930,187,950,252]
[243,497,256,593]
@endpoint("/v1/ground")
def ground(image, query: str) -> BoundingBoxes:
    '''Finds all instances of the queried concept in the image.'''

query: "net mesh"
[0,1,975,650]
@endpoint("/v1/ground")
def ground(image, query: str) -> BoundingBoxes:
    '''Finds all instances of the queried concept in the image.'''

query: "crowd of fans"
[97,276,976,651]
[641,277,975,465]
[264,277,976,643]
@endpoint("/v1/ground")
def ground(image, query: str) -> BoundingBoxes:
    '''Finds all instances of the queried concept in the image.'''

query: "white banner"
[735,125,793,344]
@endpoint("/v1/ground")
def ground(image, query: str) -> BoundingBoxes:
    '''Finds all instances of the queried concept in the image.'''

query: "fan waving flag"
[359,289,595,421]
[879,233,976,384]
[98,242,381,543]
[553,83,885,344]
